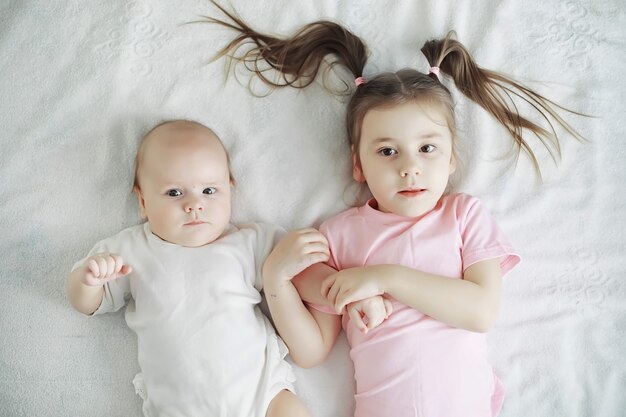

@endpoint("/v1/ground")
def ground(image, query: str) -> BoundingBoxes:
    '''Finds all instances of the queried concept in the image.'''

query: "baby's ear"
[352,151,366,183]
[133,186,148,219]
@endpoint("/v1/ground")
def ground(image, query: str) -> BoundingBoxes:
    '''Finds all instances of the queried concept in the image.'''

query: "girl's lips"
[398,189,425,197]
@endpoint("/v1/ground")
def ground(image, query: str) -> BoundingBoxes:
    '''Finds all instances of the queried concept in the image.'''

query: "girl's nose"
[400,157,421,177]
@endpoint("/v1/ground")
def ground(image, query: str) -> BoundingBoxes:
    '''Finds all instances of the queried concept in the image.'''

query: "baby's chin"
[176,238,218,248]
[176,231,226,247]
[156,226,228,247]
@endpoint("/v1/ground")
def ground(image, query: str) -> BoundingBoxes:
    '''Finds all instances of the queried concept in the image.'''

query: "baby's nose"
[185,200,204,212]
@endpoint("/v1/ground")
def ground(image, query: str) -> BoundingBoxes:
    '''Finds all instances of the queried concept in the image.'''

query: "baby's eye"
[203,187,217,195]
[378,147,397,157]
[166,189,182,197]
[420,144,436,153]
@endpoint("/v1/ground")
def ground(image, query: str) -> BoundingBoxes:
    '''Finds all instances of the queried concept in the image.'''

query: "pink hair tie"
[354,76,365,87]
[428,66,440,76]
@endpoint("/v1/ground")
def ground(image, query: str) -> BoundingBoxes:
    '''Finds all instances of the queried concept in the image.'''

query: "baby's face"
[135,124,232,247]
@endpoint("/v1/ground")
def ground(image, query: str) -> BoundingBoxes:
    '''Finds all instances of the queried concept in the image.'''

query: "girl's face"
[354,101,455,217]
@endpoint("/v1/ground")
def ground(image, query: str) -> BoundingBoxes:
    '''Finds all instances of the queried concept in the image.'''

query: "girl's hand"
[263,228,330,284]
[347,296,393,334]
[83,253,132,287]
[322,266,385,313]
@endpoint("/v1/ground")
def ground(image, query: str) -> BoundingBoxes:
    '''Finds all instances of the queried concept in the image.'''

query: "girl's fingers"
[335,290,354,313]
[327,283,342,308]
[320,276,334,298]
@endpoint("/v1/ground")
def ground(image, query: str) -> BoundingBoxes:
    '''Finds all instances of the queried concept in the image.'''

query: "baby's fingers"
[383,298,393,318]
[302,252,329,270]
[84,253,130,286]
[86,258,101,278]
[113,255,125,275]
[365,309,386,331]
[347,305,368,334]
[95,255,115,278]
[119,264,133,276]
[304,241,330,259]
[298,228,329,247]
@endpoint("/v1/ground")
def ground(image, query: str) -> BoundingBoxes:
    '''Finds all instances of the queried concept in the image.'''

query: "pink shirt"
[319,193,520,417]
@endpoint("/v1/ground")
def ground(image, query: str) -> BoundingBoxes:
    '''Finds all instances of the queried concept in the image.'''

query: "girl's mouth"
[398,189,426,197]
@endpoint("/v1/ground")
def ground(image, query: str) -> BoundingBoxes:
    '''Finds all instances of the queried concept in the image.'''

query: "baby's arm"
[323,259,502,333]
[263,229,342,368]
[67,253,132,315]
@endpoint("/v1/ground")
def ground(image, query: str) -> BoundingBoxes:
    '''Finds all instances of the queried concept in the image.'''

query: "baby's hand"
[82,253,132,287]
[263,228,329,283]
[347,296,393,334]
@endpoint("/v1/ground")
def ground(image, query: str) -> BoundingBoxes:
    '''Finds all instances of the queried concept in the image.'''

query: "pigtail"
[203,1,368,92]
[421,32,585,174]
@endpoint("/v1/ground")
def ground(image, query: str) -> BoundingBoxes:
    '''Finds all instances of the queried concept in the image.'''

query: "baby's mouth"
[184,221,206,226]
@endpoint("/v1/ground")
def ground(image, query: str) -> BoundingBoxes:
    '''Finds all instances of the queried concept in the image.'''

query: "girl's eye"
[166,189,182,197]
[420,144,436,153]
[378,147,397,157]
[203,187,216,195]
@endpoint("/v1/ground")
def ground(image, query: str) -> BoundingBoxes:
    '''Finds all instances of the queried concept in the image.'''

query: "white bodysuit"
[75,222,295,417]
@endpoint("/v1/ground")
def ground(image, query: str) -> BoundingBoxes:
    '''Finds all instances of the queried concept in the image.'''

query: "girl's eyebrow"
[417,132,443,140]
[371,136,395,144]
[371,133,443,144]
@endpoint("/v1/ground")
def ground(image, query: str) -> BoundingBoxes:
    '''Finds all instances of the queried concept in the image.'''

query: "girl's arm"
[323,258,502,333]
[262,229,342,368]
[293,262,393,334]
[292,262,337,307]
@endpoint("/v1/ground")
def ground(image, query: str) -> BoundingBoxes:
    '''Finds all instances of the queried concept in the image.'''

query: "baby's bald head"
[133,120,234,191]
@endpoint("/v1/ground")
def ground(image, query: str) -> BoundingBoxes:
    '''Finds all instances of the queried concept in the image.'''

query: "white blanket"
[1,1,624,416]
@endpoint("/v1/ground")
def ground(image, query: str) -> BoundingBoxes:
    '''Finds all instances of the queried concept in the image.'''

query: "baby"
[67,120,312,417]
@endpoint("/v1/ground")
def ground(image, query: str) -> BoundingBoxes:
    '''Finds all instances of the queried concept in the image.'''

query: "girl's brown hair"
[204,1,583,177]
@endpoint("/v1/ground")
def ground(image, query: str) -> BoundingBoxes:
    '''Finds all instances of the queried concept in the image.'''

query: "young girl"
[205,4,582,416]
[66,120,320,417]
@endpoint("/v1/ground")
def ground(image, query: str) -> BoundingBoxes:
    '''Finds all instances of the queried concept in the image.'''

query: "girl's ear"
[133,186,148,219]
[449,154,457,175]
[352,148,366,183]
